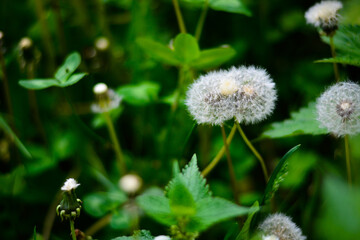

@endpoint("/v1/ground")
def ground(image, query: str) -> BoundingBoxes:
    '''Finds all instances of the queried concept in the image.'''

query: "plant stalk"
[235,121,269,181]
[0,49,14,122]
[202,123,237,176]
[344,135,352,186]
[70,219,76,240]
[172,0,187,33]
[329,36,340,82]
[195,0,209,41]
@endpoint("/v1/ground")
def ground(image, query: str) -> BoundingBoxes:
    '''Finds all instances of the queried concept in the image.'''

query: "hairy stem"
[344,135,352,186]
[172,0,187,33]
[195,0,209,41]
[202,123,237,176]
[70,219,76,240]
[235,121,269,181]
[329,36,340,82]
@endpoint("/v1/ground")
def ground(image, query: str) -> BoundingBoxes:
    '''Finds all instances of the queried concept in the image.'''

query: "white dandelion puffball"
[259,213,306,240]
[316,82,360,137]
[263,235,279,240]
[61,178,80,191]
[305,1,342,31]
[185,66,276,125]
[93,82,108,94]
[154,236,171,240]
[91,82,122,113]
[119,174,142,194]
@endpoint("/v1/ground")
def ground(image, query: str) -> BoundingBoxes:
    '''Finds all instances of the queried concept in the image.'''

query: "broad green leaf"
[111,230,154,240]
[116,81,160,106]
[236,201,260,240]
[173,33,200,64]
[260,102,328,139]
[110,210,132,230]
[55,52,81,82]
[136,194,177,226]
[209,0,251,16]
[187,197,251,232]
[136,38,181,65]
[191,46,236,70]
[168,176,196,216]
[316,55,360,67]
[19,79,60,90]
[261,145,301,204]
[84,191,127,217]
[0,116,31,158]
[59,73,87,87]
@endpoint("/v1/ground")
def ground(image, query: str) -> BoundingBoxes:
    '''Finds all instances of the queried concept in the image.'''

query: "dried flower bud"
[259,213,306,240]
[316,81,360,137]
[119,174,142,194]
[57,178,82,221]
[305,1,343,36]
[91,82,122,113]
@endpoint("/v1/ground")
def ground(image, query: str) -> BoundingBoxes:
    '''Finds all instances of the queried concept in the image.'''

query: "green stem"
[0,48,14,124]
[103,111,126,174]
[221,125,239,204]
[172,0,187,33]
[195,0,209,41]
[70,219,76,240]
[202,123,237,176]
[329,36,340,82]
[344,135,352,186]
[235,121,269,181]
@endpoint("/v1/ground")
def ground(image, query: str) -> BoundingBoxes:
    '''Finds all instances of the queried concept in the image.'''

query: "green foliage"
[18,52,87,90]
[83,191,128,217]
[236,201,260,240]
[261,102,328,139]
[112,230,154,240]
[137,155,250,234]
[182,0,251,16]
[116,81,160,106]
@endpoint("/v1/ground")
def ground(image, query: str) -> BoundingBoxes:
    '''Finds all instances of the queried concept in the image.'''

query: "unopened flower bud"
[56,178,82,221]
[91,82,122,113]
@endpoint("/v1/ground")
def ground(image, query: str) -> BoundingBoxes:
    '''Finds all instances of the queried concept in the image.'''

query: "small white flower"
[305,1,342,32]
[154,236,171,240]
[316,81,360,137]
[259,213,306,240]
[119,174,142,194]
[91,82,122,113]
[262,235,279,240]
[61,178,80,191]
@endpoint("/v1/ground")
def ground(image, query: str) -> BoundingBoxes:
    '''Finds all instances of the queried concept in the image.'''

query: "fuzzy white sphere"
[95,37,110,51]
[61,178,80,191]
[305,1,342,29]
[259,213,306,240]
[153,236,171,240]
[316,82,360,137]
[93,82,108,94]
[263,235,279,240]
[119,174,142,194]
[185,66,276,126]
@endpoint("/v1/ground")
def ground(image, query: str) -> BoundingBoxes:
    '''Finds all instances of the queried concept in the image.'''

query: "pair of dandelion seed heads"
[186,66,277,126]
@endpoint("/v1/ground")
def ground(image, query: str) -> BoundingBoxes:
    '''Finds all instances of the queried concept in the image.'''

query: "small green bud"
[57,178,82,221]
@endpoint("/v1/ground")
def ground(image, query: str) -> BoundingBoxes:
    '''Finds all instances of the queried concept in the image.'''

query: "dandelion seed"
[119,174,142,194]
[316,81,360,137]
[91,82,122,113]
[305,1,343,35]
[259,213,306,240]
[61,178,80,191]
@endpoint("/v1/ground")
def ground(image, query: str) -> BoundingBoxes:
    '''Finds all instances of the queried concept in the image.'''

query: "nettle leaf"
[136,38,181,65]
[261,102,328,139]
[209,0,251,16]
[111,230,154,240]
[55,52,81,82]
[83,191,128,217]
[173,33,200,63]
[261,145,301,205]
[191,46,236,70]
[117,81,160,106]
[168,176,196,216]
[19,79,60,90]
[236,201,260,240]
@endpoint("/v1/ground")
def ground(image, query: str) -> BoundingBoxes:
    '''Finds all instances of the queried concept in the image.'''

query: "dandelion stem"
[70,219,76,240]
[221,125,239,204]
[103,111,126,174]
[344,135,352,186]
[235,121,269,181]
[329,36,340,82]
[0,48,14,124]
[195,0,209,41]
[172,0,187,33]
[202,123,237,176]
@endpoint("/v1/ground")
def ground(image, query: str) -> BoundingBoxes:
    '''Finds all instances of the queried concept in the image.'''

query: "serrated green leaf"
[187,197,251,232]
[261,102,328,139]
[136,38,181,65]
[117,81,160,106]
[19,79,60,90]
[55,52,81,82]
[236,201,260,240]
[191,46,236,70]
[209,0,251,16]
[168,177,196,216]
[84,191,128,217]
[261,145,301,204]
[136,194,177,226]
[59,73,87,87]
[111,230,154,240]
[316,55,360,67]
[173,33,200,64]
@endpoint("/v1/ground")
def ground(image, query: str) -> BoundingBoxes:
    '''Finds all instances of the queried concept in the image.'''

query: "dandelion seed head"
[316,81,360,137]
[61,178,80,191]
[119,174,142,194]
[154,236,171,240]
[263,235,280,240]
[92,83,122,113]
[93,82,108,95]
[305,1,342,32]
[259,213,306,240]
[219,78,239,96]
